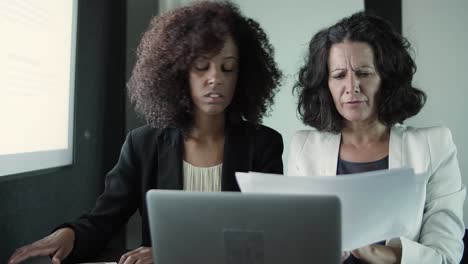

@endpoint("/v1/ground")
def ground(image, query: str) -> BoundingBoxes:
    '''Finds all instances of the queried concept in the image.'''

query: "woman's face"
[188,36,238,118]
[327,41,381,125]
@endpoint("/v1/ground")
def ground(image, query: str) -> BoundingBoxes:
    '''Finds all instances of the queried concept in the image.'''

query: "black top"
[337,156,388,264]
[59,121,284,263]
[337,156,389,175]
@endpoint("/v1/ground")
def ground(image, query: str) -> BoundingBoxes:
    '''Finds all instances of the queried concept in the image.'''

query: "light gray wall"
[231,0,364,172]
[402,0,468,224]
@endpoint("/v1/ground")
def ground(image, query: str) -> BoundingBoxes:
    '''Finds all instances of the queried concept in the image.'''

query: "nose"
[345,72,360,94]
[207,66,224,86]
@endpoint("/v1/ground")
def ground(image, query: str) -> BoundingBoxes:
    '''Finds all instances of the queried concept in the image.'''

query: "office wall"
[402,0,468,224]
[0,0,127,261]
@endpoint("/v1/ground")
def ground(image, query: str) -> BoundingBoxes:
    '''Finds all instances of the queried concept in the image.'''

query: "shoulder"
[129,124,162,139]
[394,124,457,172]
[127,125,181,151]
[231,121,283,142]
[290,129,336,148]
[289,129,338,158]
[130,124,180,138]
[394,124,453,144]
[254,124,283,141]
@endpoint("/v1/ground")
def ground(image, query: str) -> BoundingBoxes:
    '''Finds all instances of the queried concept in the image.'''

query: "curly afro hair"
[294,11,426,133]
[127,0,282,130]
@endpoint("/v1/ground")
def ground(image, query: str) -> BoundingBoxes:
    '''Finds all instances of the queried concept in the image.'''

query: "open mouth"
[205,92,225,103]
[206,93,223,98]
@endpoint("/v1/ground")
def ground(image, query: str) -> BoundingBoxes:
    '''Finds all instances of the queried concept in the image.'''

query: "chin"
[343,114,371,123]
[341,109,373,121]
[201,107,227,116]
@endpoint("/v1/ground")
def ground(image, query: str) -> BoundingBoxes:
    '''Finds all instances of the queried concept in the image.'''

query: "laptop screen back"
[146,190,341,264]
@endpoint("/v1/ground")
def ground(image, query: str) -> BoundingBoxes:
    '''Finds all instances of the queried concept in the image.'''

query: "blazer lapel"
[323,132,341,176]
[222,123,248,191]
[157,129,184,190]
[389,124,405,169]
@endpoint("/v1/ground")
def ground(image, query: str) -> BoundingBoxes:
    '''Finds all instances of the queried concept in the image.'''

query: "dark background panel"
[0,0,127,261]
[124,0,158,249]
[365,0,402,33]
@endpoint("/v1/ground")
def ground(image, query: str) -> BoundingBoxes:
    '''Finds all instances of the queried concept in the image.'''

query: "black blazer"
[62,121,283,261]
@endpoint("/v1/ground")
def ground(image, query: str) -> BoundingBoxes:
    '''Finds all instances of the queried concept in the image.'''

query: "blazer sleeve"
[58,131,141,262]
[400,127,465,264]
[253,126,284,174]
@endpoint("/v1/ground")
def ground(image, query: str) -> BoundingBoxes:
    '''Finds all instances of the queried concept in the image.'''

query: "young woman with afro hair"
[9,1,284,264]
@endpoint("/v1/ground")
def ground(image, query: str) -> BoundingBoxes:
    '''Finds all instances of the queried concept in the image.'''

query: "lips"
[343,100,367,108]
[206,92,223,98]
[346,100,364,104]
[204,92,225,103]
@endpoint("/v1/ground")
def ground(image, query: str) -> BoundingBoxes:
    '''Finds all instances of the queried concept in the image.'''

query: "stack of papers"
[236,168,428,251]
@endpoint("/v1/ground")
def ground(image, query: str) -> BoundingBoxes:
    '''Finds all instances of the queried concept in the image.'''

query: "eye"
[221,62,237,73]
[221,66,234,72]
[331,73,345,79]
[193,59,209,71]
[356,71,372,77]
[194,64,209,71]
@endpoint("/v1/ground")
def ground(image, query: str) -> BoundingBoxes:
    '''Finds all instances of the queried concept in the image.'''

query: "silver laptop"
[146,190,341,264]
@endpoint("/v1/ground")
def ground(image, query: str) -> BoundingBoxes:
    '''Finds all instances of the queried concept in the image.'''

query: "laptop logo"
[223,229,265,264]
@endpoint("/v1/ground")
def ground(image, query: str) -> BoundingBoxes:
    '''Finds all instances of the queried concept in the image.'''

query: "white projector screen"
[0,0,77,177]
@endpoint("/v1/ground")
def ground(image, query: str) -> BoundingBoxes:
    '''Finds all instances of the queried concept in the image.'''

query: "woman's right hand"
[341,251,350,262]
[8,227,75,264]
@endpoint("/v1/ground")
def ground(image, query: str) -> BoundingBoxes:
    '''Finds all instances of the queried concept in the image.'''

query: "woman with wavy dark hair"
[289,12,464,264]
[9,1,283,264]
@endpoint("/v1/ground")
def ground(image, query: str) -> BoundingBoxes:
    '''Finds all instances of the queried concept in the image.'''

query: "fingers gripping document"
[236,168,428,251]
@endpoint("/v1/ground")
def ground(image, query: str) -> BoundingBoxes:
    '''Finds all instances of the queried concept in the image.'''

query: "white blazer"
[288,124,465,264]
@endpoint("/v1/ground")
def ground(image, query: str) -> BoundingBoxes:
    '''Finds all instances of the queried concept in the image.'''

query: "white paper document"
[236,168,428,251]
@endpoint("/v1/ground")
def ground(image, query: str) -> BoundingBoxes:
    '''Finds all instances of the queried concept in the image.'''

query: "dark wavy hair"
[293,11,426,133]
[127,0,282,130]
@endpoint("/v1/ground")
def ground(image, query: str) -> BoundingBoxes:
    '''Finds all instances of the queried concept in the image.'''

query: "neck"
[342,119,389,145]
[188,112,225,140]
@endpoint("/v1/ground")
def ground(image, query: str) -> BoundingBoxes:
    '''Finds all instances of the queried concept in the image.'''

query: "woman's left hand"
[351,244,402,264]
[118,247,153,264]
